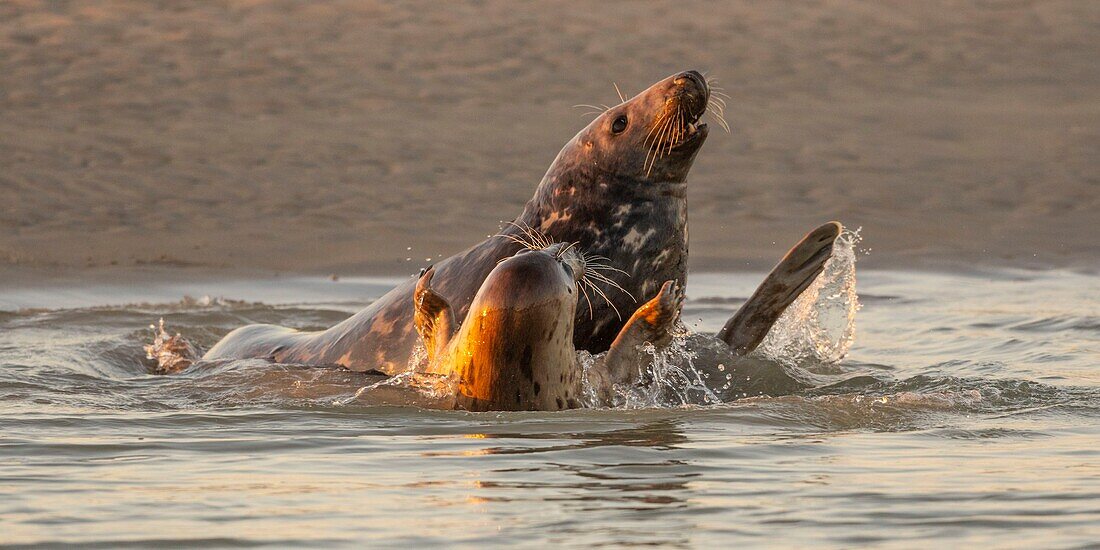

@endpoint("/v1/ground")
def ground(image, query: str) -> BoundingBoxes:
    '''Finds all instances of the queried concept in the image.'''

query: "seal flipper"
[602,280,684,386]
[413,267,456,364]
[717,221,842,356]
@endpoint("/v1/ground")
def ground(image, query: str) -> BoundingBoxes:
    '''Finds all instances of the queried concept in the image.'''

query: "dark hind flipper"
[413,267,457,363]
[717,222,842,356]
[602,280,684,385]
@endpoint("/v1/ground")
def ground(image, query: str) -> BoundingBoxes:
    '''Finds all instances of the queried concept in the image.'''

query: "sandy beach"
[2,1,1098,278]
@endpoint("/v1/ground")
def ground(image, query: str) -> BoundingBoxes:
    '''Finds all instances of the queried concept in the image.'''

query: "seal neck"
[520,162,688,231]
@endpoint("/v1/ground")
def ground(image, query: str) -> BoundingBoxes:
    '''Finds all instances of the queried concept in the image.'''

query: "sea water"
[1,243,1097,546]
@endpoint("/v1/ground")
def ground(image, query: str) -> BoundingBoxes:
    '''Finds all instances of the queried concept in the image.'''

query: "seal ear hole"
[611,115,628,134]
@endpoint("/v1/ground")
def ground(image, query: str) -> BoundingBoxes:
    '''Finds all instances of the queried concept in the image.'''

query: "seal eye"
[611,115,628,134]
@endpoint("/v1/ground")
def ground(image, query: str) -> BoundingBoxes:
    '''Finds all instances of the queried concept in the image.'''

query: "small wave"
[143,318,199,374]
[1011,315,1100,333]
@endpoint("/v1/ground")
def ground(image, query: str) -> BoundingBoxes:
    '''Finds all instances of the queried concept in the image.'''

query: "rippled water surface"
[1,265,1097,547]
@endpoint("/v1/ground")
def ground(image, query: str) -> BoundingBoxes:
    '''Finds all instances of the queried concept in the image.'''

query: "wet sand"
[2,1,1098,278]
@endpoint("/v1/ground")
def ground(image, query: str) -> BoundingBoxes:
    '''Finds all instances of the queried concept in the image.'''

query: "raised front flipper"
[413,267,457,364]
[717,221,842,356]
[602,280,684,386]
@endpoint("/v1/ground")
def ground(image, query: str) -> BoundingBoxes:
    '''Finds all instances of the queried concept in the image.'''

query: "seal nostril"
[677,70,706,90]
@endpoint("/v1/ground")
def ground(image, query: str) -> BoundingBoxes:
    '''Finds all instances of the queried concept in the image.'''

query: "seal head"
[540,70,711,195]
[420,243,587,411]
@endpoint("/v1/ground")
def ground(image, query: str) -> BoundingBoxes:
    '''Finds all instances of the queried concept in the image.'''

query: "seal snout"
[672,70,710,121]
[544,242,586,285]
[655,69,709,153]
[676,70,707,94]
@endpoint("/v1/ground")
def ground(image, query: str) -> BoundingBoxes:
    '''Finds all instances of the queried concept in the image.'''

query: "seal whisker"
[501,220,554,252]
[515,220,547,249]
[666,107,681,147]
[707,99,731,133]
[710,111,731,134]
[585,270,635,302]
[613,82,626,103]
[585,261,629,277]
[661,108,679,157]
[584,257,625,270]
[646,116,673,175]
[664,109,673,150]
[500,233,536,251]
[577,279,595,320]
[669,108,683,154]
[503,225,538,250]
[584,278,623,320]
[583,257,621,269]
[582,253,612,263]
[558,240,581,259]
[643,110,670,149]
[534,229,553,250]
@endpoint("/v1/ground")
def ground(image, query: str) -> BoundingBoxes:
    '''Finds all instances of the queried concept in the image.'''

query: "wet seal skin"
[204,70,715,373]
[412,242,683,412]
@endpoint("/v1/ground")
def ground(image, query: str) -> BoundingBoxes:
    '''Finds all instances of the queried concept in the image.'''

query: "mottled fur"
[205,71,711,374]
[414,245,683,412]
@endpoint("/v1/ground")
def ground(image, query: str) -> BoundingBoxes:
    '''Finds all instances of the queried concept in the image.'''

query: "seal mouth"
[673,120,708,151]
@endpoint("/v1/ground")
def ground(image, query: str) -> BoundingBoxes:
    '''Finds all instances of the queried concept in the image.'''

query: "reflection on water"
[1,267,1098,546]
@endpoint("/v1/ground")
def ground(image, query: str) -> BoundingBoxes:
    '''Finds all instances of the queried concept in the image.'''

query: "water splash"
[577,326,728,409]
[583,229,863,408]
[756,228,862,367]
[341,230,862,409]
[143,318,198,374]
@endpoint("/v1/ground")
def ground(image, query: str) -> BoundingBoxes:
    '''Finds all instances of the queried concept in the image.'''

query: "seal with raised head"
[411,242,683,411]
[404,220,841,411]
[204,70,715,374]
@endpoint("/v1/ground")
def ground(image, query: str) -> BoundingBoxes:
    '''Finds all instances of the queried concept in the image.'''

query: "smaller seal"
[413,242,682,412]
